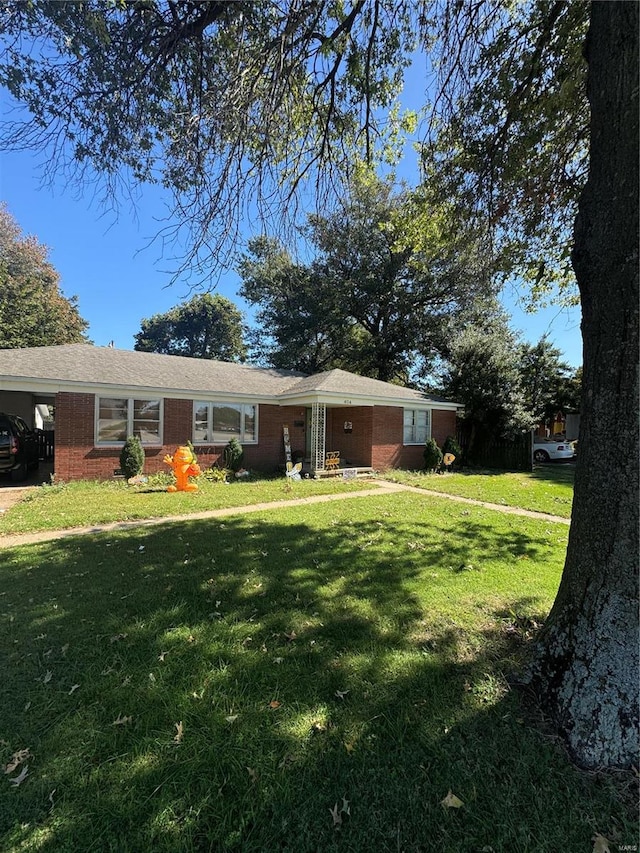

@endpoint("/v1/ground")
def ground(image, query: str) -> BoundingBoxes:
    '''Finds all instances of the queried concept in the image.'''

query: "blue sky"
[0,98,583,368]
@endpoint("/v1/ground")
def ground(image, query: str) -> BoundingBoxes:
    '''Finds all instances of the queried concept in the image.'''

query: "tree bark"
[526,1,639,768]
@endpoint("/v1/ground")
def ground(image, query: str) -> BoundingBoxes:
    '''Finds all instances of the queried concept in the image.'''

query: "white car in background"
[532,437,576,463]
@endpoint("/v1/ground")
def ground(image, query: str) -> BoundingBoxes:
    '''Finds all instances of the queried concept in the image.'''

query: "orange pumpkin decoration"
[164,445,201,492]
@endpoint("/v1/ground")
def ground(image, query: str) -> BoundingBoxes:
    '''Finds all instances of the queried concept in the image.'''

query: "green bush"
[423,438,443,472]
[119,435,145,480]
[144,471,175,489]
[201,466,229,483]
[223,437,244,472]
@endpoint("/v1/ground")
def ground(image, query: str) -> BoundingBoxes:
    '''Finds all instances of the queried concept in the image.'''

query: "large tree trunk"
[527,1,639,769]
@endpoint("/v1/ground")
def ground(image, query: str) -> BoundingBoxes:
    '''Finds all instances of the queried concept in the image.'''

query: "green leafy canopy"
[0,205,90,349]
[134,293,247,361]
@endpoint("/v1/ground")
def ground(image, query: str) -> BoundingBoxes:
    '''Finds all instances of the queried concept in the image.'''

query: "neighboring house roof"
[0,344,459,408]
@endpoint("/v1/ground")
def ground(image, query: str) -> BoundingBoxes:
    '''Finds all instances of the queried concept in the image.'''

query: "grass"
[0,475,374,535]
[383,465,575,518]
[0,490,634,853]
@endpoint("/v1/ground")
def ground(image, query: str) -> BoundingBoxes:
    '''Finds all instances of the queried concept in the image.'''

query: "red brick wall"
[54,392,95,481]
[52,392,458,480]
[53,394,309,480]
[243,405,306,471]
[370,406,402,470]
[432,409,457,447]
[54,393,191,480]
[326,407,373,467]
[369,406,458,472]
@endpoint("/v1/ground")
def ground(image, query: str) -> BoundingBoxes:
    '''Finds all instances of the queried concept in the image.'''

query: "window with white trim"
[193,402,257,444]
[403,408,431,445]
[96,397,162,444]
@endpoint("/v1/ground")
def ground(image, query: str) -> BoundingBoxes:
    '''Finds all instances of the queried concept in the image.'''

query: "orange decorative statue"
[164,445,201,492]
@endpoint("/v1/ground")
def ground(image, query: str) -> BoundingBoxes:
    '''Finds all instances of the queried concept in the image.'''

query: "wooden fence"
[37,430,55,461]
[456,429,532,472]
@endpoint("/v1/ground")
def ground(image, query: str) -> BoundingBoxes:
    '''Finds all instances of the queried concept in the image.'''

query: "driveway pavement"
[0,462,54,513]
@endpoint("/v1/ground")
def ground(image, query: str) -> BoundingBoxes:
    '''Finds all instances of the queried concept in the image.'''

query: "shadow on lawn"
[0,505,630,852]
[458,464,576,486]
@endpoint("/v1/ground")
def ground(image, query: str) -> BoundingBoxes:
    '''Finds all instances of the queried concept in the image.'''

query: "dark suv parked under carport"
[0,413,40,482]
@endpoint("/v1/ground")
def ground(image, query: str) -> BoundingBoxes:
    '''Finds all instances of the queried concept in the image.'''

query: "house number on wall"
[343,399,352,404]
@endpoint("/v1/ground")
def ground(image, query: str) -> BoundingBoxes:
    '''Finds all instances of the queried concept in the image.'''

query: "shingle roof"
[0,344,304,397]
[0,344,457,406]
[281,368,437,404]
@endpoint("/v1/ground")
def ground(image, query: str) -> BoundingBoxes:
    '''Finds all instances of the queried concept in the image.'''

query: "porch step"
[314,466,375,479]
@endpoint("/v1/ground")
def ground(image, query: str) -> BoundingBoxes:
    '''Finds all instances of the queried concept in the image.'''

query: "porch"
[303,401,375,476]
[281,398,428,476]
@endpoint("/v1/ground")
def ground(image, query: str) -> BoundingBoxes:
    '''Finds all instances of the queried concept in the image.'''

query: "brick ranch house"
[0,344,460,481]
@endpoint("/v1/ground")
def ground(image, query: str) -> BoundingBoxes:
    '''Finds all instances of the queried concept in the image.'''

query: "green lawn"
[0,466,574,537]
[0,491,633,853]
[0,475,374,535]
[383,465,575,518]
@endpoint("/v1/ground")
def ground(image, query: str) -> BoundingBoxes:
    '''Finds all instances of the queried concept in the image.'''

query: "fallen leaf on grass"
[225,715,238,724]
[273,657,284,664]
[112,714,133,726]
[68,684,80,695]
[158,651,168,662]
[42,670,52,684]
[441,790,464,809]
[268,700,281,709]
[110,633,127,644]
[334,689,349,700]
[173,721,184,744]
[8,765,29,787]
[247,767,258,784]
[592,834,611,853]
[4,749,31,774]
[329,796,351,830]
[344,741,355,754]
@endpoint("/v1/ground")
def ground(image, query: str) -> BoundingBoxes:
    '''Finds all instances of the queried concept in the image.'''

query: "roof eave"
[277,389,460,409]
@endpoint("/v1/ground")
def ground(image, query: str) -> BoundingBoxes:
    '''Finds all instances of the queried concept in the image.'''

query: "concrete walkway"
[0,478,569,550]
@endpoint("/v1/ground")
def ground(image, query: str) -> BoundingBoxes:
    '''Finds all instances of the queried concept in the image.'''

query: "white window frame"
[192,401,259,445]
[95,397,163,446]
[403,408,431,445]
